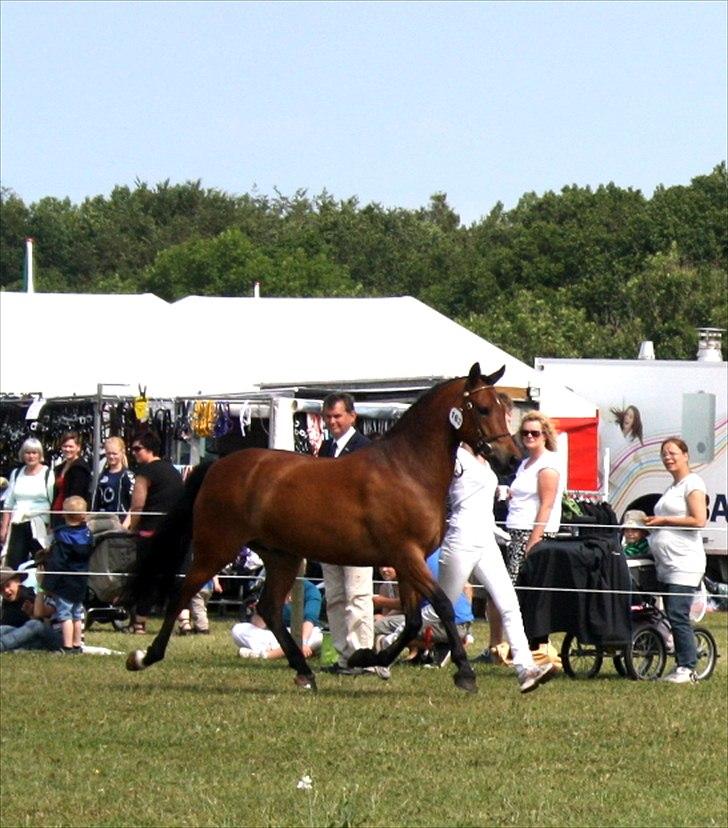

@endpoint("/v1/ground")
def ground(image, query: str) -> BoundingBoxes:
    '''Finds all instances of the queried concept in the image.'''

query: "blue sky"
[1,0,726,225]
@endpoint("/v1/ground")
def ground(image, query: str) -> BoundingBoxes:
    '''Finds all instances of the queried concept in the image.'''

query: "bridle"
[453,384,512,458]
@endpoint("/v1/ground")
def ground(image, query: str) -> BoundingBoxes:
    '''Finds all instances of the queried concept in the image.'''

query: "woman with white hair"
[0,438,55,569]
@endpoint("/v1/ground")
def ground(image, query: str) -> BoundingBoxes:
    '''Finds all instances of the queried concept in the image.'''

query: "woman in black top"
[51,432,91,528]
[128,431,184,633]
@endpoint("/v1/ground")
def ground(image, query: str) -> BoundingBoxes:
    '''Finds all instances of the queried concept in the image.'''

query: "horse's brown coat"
[126,363,519,692]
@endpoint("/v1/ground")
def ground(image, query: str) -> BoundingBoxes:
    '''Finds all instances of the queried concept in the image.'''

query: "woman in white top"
[644,436,707,683]
[423,444,554,693]
[505,411,564,584]
[0,438,54,569]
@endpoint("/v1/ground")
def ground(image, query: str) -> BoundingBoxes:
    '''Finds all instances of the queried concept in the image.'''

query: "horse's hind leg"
[256,551,317,691]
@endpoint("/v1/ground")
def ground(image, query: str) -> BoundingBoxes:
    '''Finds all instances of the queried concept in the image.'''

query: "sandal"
[132,622,147,635]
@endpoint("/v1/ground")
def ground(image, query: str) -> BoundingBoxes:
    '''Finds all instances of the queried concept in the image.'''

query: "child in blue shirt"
[42,496,93,653]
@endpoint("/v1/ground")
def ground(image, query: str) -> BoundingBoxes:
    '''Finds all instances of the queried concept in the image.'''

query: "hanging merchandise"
[191,400,216,438]
[133,386,150,424]
[174,401,192,442]
[239,402,252,437]
[213,403,234,438]
[293,413,312,454]
[153,406,174,458]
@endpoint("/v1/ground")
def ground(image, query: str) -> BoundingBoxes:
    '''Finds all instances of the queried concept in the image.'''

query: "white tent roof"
[0,292,594,414]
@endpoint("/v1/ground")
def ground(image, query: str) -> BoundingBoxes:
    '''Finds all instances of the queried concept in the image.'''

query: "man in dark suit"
[318,393,386,678]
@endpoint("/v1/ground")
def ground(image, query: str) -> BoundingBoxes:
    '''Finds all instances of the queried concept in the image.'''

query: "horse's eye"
[477,405,490,416]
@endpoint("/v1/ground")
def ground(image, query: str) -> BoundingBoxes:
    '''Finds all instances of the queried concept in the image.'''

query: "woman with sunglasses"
[505,411,564,584]
[127,431,184,634]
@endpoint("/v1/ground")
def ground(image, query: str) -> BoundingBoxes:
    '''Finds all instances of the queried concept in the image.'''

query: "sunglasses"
[520,429,543,438]
[131,445,143,452]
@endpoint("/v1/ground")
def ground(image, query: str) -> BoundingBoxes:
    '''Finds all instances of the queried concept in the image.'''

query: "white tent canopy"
[0,292,594,415]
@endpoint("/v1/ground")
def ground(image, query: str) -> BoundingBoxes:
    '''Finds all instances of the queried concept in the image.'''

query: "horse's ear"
[468,363,481,383]
[483,365,506,386]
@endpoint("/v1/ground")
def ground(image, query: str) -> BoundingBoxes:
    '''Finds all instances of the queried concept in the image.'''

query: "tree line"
[1,163,725,364]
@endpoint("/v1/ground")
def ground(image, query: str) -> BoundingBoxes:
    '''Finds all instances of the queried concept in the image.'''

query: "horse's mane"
[380,375,461,442]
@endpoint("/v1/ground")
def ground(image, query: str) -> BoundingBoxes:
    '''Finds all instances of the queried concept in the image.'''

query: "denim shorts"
[52,594,85,622]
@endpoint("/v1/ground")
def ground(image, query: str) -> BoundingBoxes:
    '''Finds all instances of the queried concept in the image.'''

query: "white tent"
[0,292,594,415]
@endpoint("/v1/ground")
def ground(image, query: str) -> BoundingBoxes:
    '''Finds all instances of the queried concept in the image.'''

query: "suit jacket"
[319,430,370,458]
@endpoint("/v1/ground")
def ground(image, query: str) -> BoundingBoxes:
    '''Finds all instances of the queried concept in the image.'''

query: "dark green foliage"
[1,164,726,361]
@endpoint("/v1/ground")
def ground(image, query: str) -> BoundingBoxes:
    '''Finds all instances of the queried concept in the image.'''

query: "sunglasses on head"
[520,429,543,438]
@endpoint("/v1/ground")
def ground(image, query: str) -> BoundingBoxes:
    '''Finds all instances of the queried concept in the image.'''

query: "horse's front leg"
[348,580,421,669]
[256,553,317,692]
[427,583,477,693]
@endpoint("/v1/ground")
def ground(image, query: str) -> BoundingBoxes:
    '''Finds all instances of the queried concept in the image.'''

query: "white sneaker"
[660,666,697,684]
[238,647,260,659]
[517,662,556,694]
[364,666,391,680]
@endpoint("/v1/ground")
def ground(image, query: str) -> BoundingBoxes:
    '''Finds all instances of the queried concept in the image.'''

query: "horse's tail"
[119,462,214,610]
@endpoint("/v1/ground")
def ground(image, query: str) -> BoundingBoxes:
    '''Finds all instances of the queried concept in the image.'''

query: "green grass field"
[1,614,726,828]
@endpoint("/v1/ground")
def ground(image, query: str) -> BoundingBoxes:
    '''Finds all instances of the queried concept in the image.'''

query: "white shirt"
[446,447,498,543]
[333,426,357,457]
[649,472,707,587]
[506,449,564,533]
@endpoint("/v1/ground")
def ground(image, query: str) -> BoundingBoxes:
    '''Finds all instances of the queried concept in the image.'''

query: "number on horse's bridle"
[456,384,511,458]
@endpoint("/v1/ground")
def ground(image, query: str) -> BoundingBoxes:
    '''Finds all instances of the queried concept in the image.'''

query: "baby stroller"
[560,558,718,681]
[84,518,135,631]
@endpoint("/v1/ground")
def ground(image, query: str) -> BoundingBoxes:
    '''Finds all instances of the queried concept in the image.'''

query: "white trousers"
[321,563,374,665]
[421,532,534,670]
[231,621,323,657]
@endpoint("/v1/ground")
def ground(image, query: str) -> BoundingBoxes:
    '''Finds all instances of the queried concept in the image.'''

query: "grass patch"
[1,615,726,827]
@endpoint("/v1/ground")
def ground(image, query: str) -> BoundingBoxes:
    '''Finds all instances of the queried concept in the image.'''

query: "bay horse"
[122,363,520,693]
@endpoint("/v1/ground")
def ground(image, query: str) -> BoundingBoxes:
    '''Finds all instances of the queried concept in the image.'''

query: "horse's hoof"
[294,673,317,692]
[126,650,146,672]
[454,673,478,694]
[347,648,377,669]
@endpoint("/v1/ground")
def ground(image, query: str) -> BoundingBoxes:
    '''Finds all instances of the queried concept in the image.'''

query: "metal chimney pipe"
[24,237,35,293]
[637,340,655,360]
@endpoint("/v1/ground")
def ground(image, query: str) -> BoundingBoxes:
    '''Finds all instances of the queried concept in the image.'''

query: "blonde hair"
[520,410,559,452]
[19,437,44,463]
[63,496,87,524]
[104,436,129,469]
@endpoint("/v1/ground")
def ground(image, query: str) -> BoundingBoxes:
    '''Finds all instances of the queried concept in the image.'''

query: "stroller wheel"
[625,626,666,680]
[560,633,603,679]
[112,613,131,632]
[693,627,718,681]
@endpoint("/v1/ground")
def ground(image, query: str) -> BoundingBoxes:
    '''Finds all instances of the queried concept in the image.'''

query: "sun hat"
[623,509,648,530]
[0,566,28,587]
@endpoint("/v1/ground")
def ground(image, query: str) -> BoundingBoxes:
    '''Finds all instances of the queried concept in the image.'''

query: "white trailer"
[535,340,727,574]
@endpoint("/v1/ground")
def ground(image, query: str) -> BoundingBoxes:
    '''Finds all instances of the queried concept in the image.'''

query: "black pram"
[85,524,136,630]
[516,537,633,649]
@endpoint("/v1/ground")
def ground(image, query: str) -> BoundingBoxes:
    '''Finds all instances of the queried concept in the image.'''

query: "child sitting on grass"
[41,496,93,654]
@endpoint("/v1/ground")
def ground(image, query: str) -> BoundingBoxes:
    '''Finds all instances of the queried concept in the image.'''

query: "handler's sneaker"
[238,647,261,659]
[660,666,697,684]
[517,662,556,694]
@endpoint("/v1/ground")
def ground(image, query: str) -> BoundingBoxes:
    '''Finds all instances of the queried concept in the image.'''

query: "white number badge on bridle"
[449,407,463,429]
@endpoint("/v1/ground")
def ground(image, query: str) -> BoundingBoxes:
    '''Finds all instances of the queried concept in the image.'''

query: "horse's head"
[453,363,522,474]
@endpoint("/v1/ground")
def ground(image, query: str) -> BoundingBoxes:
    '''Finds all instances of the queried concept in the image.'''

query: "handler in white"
[644,436,707,684]
[422,444,555,694]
